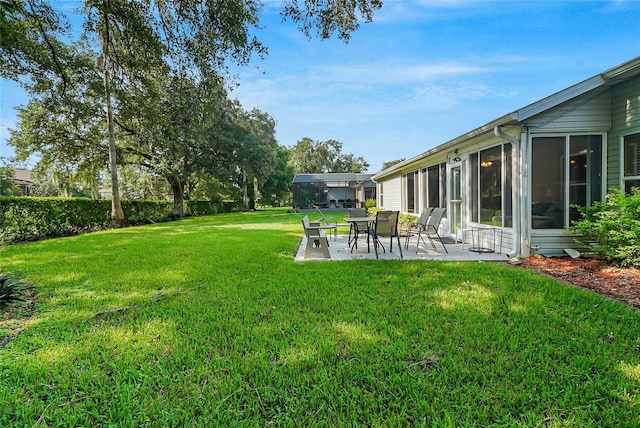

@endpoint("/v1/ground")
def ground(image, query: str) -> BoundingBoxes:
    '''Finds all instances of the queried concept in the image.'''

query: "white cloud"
[315,62,489,87]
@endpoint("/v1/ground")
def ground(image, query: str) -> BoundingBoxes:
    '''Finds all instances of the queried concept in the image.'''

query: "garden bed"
[519,255,640,309]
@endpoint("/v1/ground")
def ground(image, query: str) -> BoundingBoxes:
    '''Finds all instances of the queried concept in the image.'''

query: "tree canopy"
[288,137,369,174]
[381,158,405,171]
[1,0,382,215]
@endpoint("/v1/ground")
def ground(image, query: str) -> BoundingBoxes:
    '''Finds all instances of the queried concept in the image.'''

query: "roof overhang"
[372,113,517,181]
[373,56,640,182]
[514,56,640,121]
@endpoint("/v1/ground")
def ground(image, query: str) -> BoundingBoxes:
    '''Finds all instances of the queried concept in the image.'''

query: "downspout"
[494,126,521,260]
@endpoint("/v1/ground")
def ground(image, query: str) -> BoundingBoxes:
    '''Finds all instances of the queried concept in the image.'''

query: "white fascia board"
[372,114,515,181]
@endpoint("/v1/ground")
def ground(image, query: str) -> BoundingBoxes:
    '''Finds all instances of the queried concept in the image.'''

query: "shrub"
[399,213,418,228]
[364,199,377,210]
[185,200,219,216]
[0,274,27,307]
[0,197,220,244]
[367,206,384,217]
[569,187,640,268]
[221,200,245,213]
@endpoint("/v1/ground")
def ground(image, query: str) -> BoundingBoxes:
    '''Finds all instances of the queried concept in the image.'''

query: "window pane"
[420,168,427,210]
[624,133,640,177]
[504,143,513,227]
[480,146,502,225]
[427,165,439,207]
[440,163,447,207]
[569,135,602,223]
[626,180,640,193]
[531,137,565,229]
[470,153,479,222]
[406,172,416,213]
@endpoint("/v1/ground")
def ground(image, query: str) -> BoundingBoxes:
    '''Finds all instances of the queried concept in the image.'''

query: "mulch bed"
[518,256,640,310]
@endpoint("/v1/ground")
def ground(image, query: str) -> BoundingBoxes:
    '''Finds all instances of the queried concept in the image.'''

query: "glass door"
[450,165,462,234]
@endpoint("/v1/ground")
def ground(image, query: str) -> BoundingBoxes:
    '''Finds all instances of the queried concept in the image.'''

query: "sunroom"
[372,56,640,259]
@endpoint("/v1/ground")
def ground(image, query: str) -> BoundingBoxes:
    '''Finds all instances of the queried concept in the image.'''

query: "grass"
[0,208,639,426]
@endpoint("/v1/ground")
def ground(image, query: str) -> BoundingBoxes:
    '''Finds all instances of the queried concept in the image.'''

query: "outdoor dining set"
[301,206,449,260]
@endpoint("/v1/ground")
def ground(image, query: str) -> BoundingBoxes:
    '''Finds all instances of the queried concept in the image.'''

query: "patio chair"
[348,208,371,253]
[313,205,341,240]
[415,207,448,253]
[401,207,433,249]
[302,215,330,258]
[373,210,403,260]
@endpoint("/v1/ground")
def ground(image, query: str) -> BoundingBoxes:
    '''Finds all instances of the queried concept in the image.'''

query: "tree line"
[0,0,381,224]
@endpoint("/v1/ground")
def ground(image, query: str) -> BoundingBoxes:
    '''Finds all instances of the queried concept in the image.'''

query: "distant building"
[292,173,376,210]
[13,168,33,195]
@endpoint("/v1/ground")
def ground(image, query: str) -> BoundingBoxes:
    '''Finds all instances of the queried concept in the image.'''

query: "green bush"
[0,197,220,244]
[399,213,418,228]
[185,200,219,216]
[0,274,28,307]
[0,197,111,242]
[121,200,174,224]
[569,187,640,267]
[221,200,245,213]
[364,199,377,210]
[367,206,384,217]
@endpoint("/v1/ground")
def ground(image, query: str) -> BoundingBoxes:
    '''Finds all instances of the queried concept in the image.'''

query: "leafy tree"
[0,166,20,196]
[0,0,73,88]
[231,107,279,210]
[381,158,405,171]
[260,146,295,207]
[288,138,369,174]
[281,0,382,42]
[120,75,238,216]
[3,0,382,218]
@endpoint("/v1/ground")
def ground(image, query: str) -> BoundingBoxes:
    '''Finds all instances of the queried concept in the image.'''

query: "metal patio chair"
[373,210,403,260]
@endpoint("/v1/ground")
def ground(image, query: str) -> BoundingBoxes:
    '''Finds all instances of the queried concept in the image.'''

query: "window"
[469,144,512,227]
[427,163,446,207]
[531,134,602,229]
[427,165,439,207]
[378,182,384,207]
[420,168,427,209]
[405,171,417,212]
[440,163,447,207]
[623,133,640,193]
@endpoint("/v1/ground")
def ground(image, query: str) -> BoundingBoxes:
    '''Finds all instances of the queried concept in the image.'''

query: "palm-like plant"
[0,274,27,306]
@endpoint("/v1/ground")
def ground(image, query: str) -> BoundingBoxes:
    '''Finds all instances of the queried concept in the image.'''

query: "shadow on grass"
[0,210,638,425]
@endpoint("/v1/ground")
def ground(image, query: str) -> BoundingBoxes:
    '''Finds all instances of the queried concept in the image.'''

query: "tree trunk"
[242,171,249,211]
[101,7,126,227]
[171,182,185,217]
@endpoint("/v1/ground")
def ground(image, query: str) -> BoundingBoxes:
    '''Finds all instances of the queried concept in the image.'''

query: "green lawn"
[1,208,639,426]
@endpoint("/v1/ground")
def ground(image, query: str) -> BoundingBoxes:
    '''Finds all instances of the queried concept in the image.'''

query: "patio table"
[343,217,376,253]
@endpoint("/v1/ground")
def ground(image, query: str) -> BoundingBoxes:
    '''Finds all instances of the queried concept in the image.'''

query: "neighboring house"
[292,173,376,210]
[13,168,33,195]
[372,56,640,258]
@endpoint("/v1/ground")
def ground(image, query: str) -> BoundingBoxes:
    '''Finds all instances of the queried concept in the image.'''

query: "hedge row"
[0,197,227,244]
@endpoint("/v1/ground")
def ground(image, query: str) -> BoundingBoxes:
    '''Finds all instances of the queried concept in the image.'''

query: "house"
[13,168,33,195]
[292,173,376,210]
[372,56,640,258]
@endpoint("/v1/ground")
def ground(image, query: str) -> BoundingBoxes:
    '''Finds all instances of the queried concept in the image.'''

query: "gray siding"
[379,175,402,211]
[607,76,640,189]
[530,232,585,257]
[526,89,611,132]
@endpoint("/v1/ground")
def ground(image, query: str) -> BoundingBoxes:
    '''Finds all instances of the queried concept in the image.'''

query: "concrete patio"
[295,234,509,262]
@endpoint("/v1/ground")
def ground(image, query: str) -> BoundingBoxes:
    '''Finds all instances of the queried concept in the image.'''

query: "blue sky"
[1,0,639,172]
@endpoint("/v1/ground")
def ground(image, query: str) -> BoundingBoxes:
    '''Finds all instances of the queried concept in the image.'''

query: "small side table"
[456,228,474,250]
[469,227,503,254]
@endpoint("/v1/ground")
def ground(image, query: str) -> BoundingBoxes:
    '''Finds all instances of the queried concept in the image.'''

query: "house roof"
[13,168,33,184]
[373,56,640,181]
[292,173,374,184]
